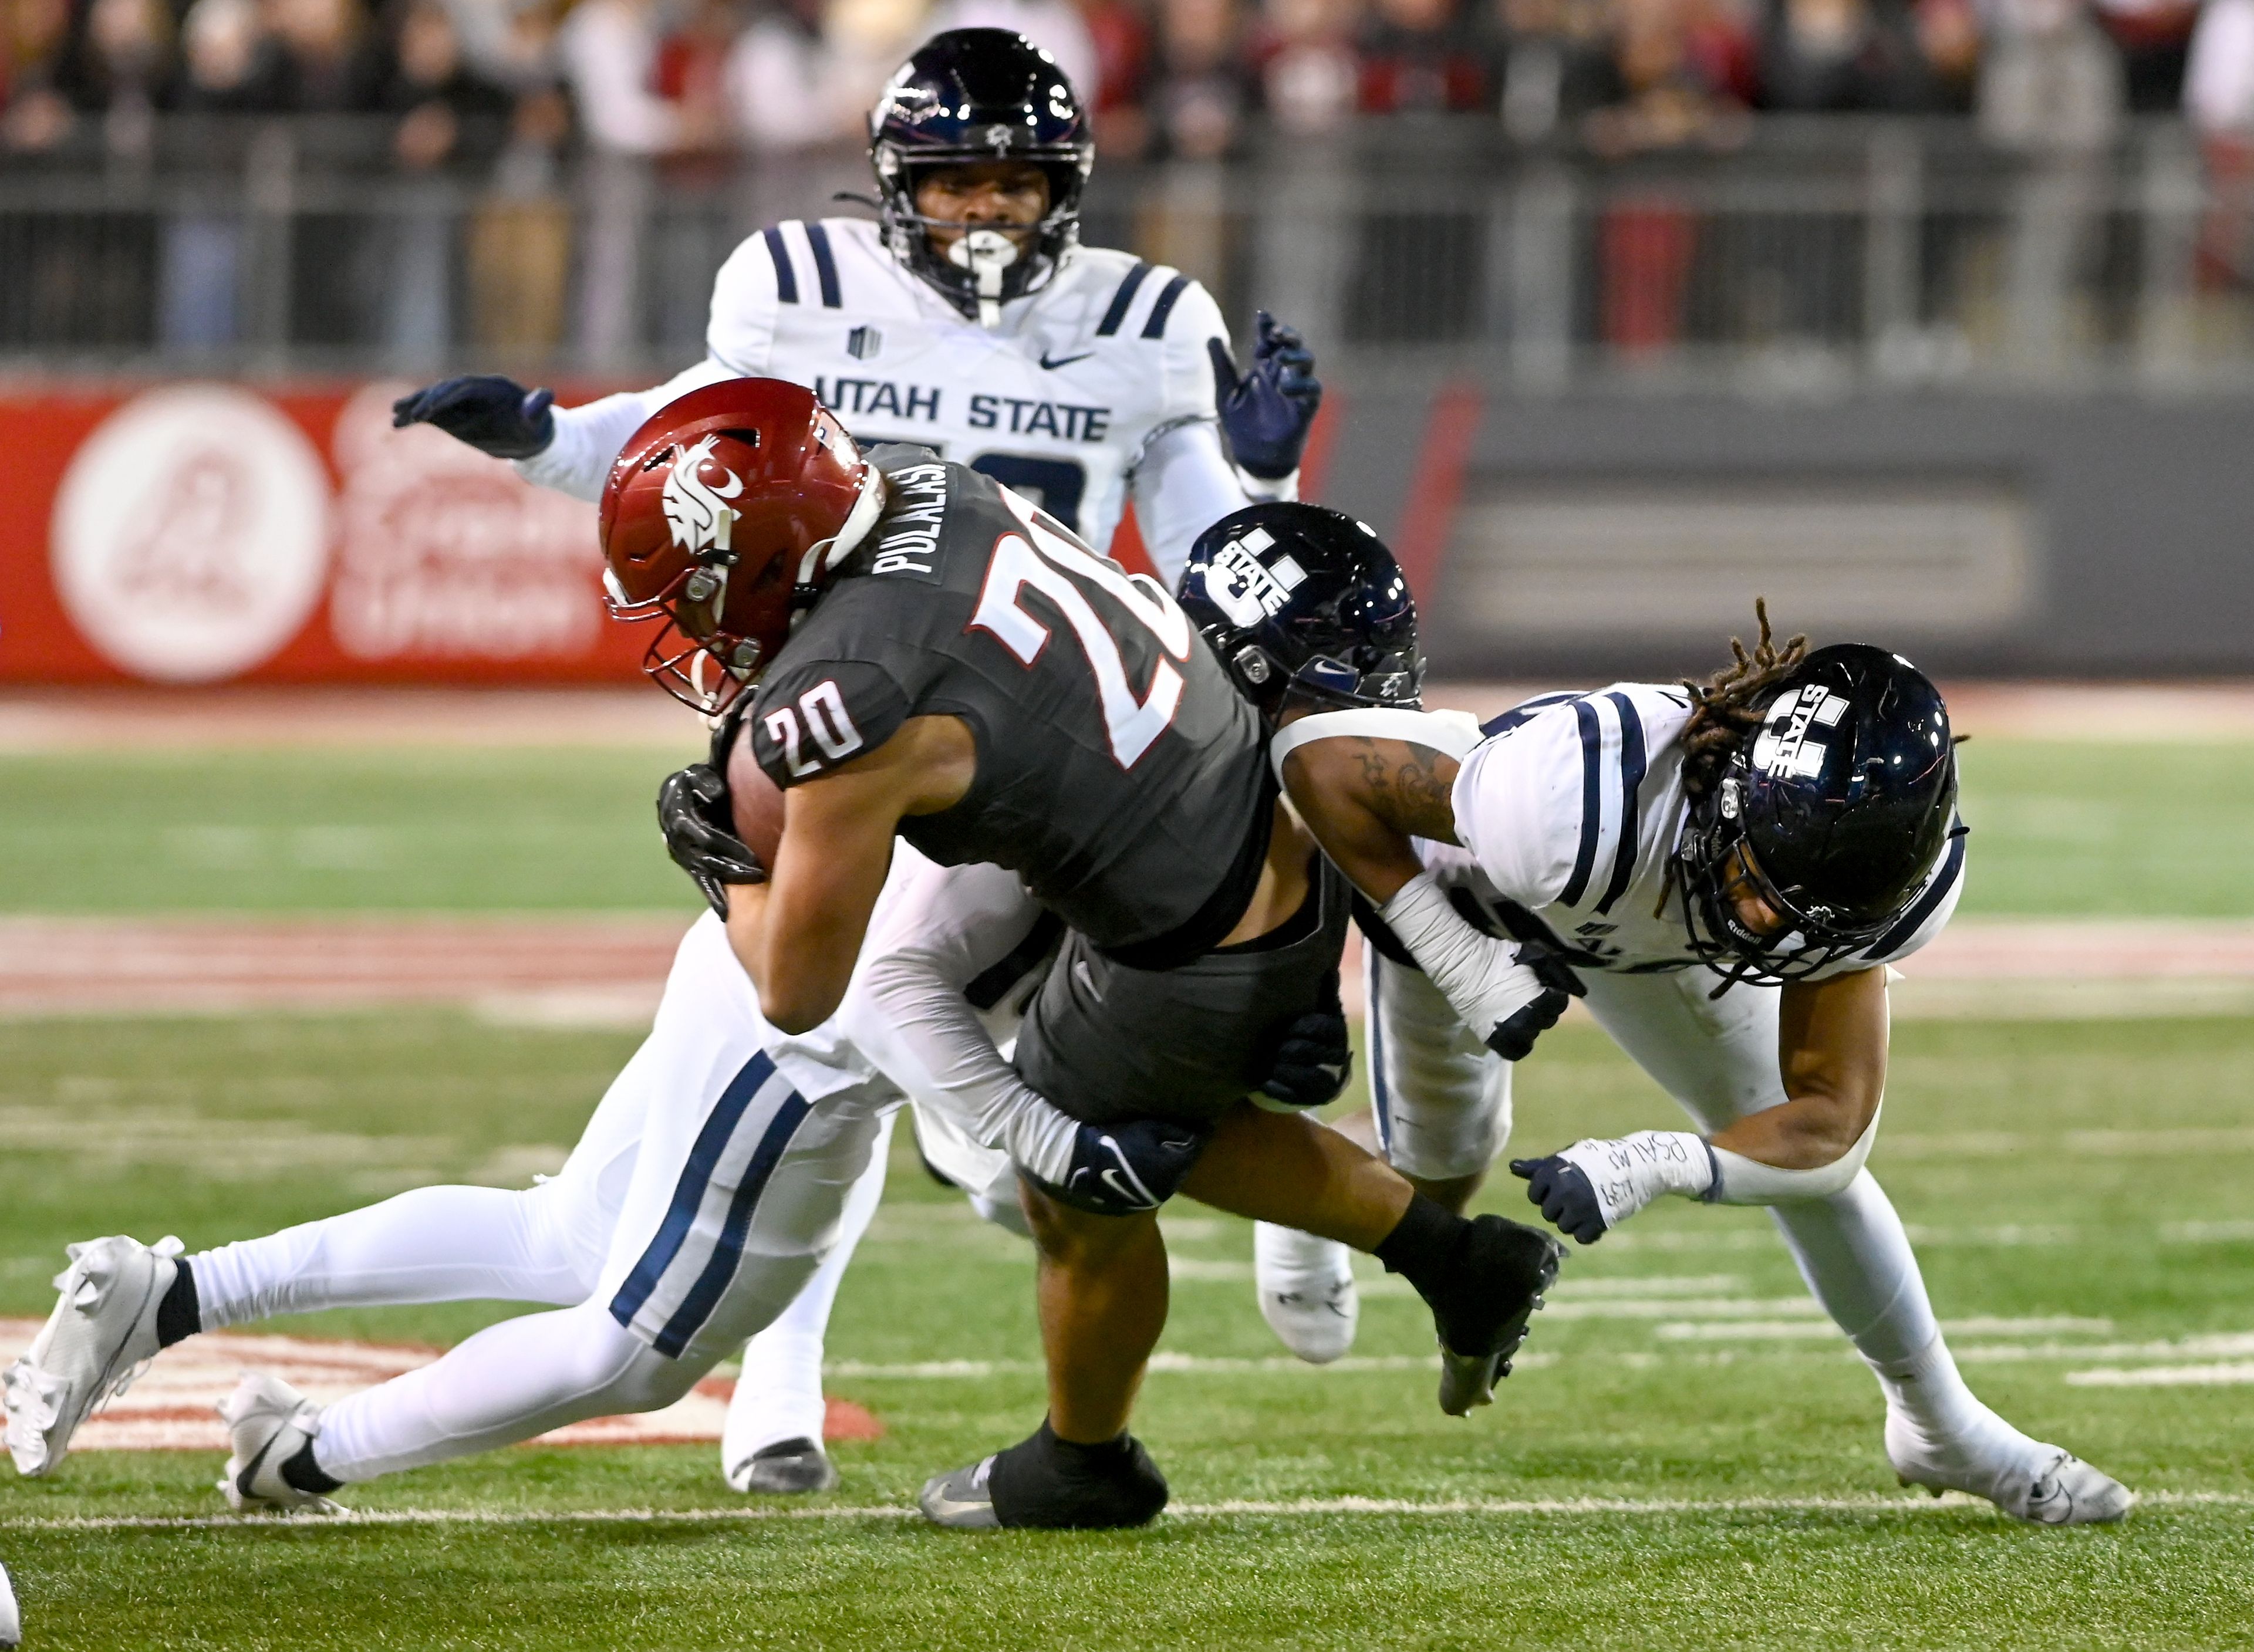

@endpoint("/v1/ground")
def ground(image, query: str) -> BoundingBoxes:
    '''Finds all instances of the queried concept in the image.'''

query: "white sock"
[721,1112,892,1468]
[1766,1170,1941,1365]
[314,1300,701,1482]
[1865,1330,1988,1440]
[191,1185,593,1331]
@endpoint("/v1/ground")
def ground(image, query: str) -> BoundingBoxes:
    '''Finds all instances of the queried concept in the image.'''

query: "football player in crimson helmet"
[598,379,882,712]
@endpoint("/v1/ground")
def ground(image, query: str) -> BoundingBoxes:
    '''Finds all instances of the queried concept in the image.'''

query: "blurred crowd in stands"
[12,0,2254,170]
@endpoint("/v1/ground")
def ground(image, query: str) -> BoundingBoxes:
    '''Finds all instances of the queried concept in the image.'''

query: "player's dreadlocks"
[1676,599,1809,803]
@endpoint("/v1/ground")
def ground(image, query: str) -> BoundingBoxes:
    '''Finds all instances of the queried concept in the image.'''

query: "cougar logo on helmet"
[662,435,744,559]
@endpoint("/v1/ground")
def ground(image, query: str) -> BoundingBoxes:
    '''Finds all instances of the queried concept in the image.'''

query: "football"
[724,718,787,871]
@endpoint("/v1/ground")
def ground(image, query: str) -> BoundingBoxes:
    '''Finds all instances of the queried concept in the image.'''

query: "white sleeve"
[512,357,736,502]
[1449,708,1588,910]
[1126,418,1250,589]
[852,861,1079,1183]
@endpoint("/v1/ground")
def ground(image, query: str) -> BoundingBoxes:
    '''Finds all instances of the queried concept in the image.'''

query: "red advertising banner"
[0,380,650,687]
[0,379,1179,688]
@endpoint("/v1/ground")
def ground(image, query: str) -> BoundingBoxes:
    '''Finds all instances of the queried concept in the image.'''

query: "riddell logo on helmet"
[1206,528,1308,629]
[662,436,744,559]
[1753,685,1848,779]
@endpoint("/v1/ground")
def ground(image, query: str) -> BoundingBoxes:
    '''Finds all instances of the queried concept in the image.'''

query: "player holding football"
[391,26,1324,1492]
[1240,589,2133,1525]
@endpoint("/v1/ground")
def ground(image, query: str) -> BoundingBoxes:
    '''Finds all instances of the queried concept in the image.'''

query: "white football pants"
[189,914,897,1484]
[1366,950,1944,1370]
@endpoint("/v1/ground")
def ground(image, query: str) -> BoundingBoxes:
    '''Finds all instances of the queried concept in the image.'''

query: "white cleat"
[0,1555,18,1650]
[1887,1408,2134,1525]
[1253,1222,1359,1364]
[217,1375,342,1515]
[3,1234,183,1478]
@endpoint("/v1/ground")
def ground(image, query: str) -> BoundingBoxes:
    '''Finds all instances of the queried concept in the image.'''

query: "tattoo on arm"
[1348,738,1459,844]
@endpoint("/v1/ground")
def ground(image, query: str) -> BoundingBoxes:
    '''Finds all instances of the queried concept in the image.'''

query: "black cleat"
[919,1422,1168,1529]
[1430,1215,1567,1416]
[729,1435,838,1494]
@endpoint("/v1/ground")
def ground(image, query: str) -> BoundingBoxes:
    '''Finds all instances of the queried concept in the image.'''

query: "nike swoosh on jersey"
[1040,351,1095,370]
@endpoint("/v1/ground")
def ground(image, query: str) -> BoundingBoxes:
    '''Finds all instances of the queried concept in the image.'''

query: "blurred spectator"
[268,0,384,109]
[726,0,859,150]
[469,83,574,349]
[56,0,173,155]
[171,0,284,111]
[2185,0,2254,286]
[1077,0,1153,153]
[1152,0,1245,156]
[2091,0,2194,112]
[931,0,1099,97]
[1495,0,1629,145]
[2,0,80,149]
[383,0,514,170]
[1355,0,1494,114]
[1584,0,1749,153]
[1756,0,1949,111]
[1249,0,1358,137]
[1979,0,2122,151]
[558,0,713,153]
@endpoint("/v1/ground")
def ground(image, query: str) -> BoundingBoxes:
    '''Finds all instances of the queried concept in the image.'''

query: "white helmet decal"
[661,435,745,559]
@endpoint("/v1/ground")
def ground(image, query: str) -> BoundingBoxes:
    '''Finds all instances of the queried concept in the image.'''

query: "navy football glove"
[1042,1117,1210,1217]
[657,763,766,920]
[1207,310,1321,481]
[1258,973,1351,1109]
[1510,1154,1608,1245]
[392,374,556,460]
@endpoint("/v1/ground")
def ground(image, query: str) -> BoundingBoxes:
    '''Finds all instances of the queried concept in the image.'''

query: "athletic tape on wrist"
[1555,1130,1715,1228]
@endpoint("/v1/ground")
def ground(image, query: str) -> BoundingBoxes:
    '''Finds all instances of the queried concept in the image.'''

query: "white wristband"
[1555,1130,1716,1229]
[1706,1104,1883,1205]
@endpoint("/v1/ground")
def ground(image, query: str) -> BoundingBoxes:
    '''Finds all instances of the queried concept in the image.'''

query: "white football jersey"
[1428,684,1966,979]
[521,216,1272,584]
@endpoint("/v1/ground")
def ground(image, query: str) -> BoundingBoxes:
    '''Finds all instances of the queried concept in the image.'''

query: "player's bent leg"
[296,1299,710,1492]
[1185,1106,1562,1415]
[921,1182,1170,1531]
[723,1111,897,1495]
[1585,971,2130,1522]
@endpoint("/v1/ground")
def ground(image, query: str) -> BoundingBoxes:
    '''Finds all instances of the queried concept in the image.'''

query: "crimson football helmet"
[599,378,882,712]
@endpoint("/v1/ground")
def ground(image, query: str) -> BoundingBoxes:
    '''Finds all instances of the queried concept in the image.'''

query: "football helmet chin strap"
[946,227,1021,327]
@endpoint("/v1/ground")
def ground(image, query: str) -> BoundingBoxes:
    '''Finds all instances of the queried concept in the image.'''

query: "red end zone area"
[0,380,1165,691]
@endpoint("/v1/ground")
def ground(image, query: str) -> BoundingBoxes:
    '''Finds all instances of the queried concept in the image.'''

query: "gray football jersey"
[750,447,1269,957]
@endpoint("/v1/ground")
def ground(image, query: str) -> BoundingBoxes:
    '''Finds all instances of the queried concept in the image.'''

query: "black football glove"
[1483,951,1586,1062]
[1258,972,1352,1109]
[1509,1154,1608,1245]
[392,374,556,459]
[1037,1116,1211,1217]
[657,763,765,920]
[1207,310,1321,480]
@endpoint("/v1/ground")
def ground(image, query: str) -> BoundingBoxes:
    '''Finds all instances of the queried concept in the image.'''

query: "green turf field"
[2,727,2250,1648]
[3,737,2253,915]
[1,1011,2250,1650]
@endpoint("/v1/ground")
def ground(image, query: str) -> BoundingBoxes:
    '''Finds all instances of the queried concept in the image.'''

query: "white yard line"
[1,1489,2243,1533]
[2066,1362,2254,1387]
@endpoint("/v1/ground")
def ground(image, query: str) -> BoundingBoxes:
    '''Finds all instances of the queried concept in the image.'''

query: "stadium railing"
[2,113,2247,388]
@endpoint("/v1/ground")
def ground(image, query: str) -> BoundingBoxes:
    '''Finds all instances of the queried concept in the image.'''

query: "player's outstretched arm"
[726,715,975,1033]
[1281,728,1573,1062]
[1512,965,1890,1242]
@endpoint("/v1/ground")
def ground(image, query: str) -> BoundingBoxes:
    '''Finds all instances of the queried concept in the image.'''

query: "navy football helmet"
[869,29,1093,324]
[1177,502,1423,722]
[1675,643,1961,989]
